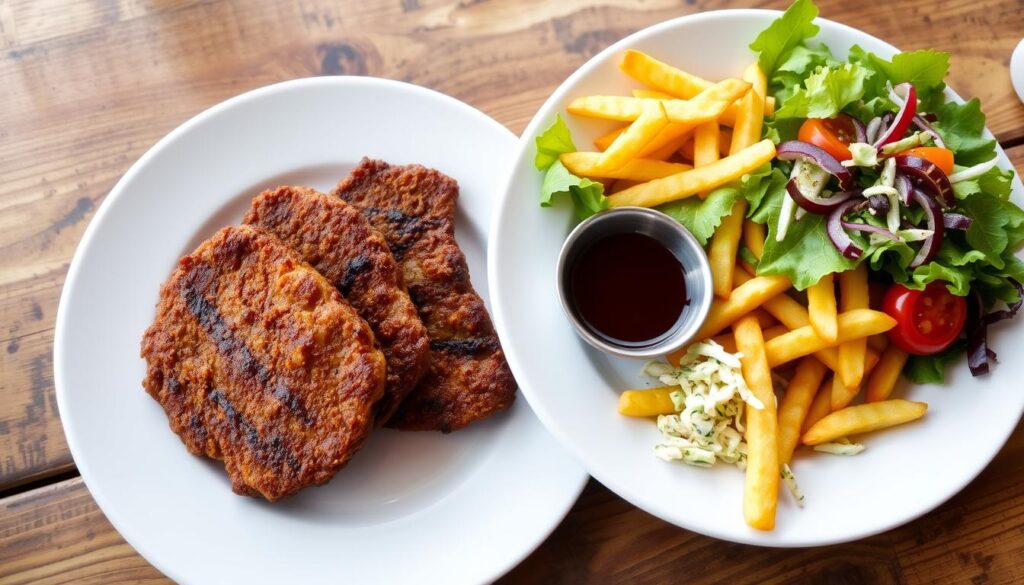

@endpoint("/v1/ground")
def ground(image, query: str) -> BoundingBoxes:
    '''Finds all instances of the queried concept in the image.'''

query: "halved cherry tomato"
[882,282,967,355]
[798,115,858,161]
[898,146,955,176]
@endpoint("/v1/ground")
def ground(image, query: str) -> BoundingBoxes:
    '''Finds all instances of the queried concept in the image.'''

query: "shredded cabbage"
[813,437,866,455]
[649,340,763,469]
[781,463,805,507]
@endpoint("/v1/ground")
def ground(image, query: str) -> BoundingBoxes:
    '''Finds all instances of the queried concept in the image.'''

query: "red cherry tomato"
[882,282,967,355]
[798,115,858,161]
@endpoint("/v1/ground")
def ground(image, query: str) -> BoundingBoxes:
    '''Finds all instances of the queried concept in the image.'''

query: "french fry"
[594,126,626,151]
[729,62,766,155]
[680,128,733,159]
[807,274,838,343]
[838,266,869,387]
[560,152,691,181]
[830,349,882,411]
[778,357,829,463]
[567,96,732,125]
[733,315,779,531]
[751,307,777,329]
[866,346,909,403]
[643,132,692,161]
[709,64,765,298]
[667,273,791,366]
[743,220,766,260]
[734,270,844,371]
[637,79,751,157]
[867,334,890,353]
[802,400,928,445]
[619,50,774,129]
[632,88,674,99]
[710,202,747,297]
[764,95,776,116]
[597,101,669,170]
[709,323,787,353]
[607,139,777,208]
[764,309,897,368]
[620,49,712,100]
[803,377,834,432]
[693,121,720,198]
[618,387,677,417]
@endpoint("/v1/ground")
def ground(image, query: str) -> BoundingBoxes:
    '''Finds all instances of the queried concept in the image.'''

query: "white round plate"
[55,77,587,584]
[492,10,1024,546]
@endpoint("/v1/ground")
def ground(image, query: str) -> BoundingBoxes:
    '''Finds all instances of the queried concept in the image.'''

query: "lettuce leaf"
[904,342,964,384]
[535,114,576,171]
[540,161,608,220]
[659,188,741,246]
[534,116,608,219]
[773,63,870,119]
[933,99,997,166]
[749,0,820,78]
[757,207,857,290]
[962,191,1024,270]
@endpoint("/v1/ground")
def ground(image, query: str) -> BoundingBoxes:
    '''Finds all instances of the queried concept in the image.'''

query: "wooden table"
[1,0,1022,582]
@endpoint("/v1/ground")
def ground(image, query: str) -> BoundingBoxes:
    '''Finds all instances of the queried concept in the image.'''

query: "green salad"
[536,0,1022,383]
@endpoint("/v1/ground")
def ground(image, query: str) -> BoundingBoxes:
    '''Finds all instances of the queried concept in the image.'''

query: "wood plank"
[2,419,1021,584]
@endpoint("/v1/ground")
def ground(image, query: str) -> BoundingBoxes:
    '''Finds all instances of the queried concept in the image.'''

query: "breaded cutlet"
[140,225,386,501]
[244,186,430,423]
[332,158,516,432]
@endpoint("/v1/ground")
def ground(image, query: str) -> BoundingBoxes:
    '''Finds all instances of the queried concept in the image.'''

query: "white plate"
[492,10,1024,546]
[54,77,587,584]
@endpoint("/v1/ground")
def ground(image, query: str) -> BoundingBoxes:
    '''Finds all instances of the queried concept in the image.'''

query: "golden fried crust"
[140,225,386,501]
[333,159,516,432]
[243,187,430,423]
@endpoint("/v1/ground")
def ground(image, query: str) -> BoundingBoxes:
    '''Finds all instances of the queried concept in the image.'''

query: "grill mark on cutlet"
[362,207,443,259]
[181,264,315,426]
[429,338,498,355]
[336,254,371,295]
[208,390,301,472]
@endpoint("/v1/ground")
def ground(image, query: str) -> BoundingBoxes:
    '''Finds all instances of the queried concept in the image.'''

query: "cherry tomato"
[882,282,967,355]
[898,146,955,176]
[798,115,858,161]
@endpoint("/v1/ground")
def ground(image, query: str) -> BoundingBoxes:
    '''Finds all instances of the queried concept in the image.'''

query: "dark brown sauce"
[570,232,687,344]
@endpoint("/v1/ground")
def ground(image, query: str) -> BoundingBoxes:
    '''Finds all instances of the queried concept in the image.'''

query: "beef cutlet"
[141,225,386,501]
[243,186,430,423]
[332,158,516,432]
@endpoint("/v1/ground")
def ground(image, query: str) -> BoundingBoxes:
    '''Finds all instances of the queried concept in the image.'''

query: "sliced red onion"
[850,117,867,143]
[841,220,901,242]
[967,280,1023,376]
[909,188,944,267]
[786,180,859,214]
[865,116,883,145]
[895,155,955,208]
[874,82,917,149]
[895,174,913,206]
[912,114,945,148]
[948,156,999,184]
[943,213,973,230]
[827,198,866,259]
[776,140,855,190]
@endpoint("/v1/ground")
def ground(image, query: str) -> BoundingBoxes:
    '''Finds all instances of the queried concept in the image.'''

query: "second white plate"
[55,77,587,585]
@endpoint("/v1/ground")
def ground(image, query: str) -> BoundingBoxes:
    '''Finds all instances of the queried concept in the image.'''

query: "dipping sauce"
[569,232,687,344]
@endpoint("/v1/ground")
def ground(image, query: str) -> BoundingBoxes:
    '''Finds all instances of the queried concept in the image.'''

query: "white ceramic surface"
[54,77,587,584]
[491,10,1024,546]
[1011,39,1024,104]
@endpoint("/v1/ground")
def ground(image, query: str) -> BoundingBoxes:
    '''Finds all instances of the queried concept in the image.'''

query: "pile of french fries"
[589,51,928,531]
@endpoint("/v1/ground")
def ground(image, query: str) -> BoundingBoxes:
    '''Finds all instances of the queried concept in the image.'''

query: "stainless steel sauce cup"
[556,207,713,359]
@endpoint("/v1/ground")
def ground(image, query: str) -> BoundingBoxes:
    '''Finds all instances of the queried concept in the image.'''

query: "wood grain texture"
[1,0,1023,581]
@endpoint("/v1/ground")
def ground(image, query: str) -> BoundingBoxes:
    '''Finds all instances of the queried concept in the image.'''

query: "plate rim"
[489,8,1024,547]
[54,75,588,583]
